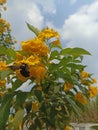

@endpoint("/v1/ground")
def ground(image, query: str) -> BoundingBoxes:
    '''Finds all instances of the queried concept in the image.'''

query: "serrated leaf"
[26,22,39,36]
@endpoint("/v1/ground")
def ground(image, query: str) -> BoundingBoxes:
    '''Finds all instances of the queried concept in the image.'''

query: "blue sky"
[2,0,98,80]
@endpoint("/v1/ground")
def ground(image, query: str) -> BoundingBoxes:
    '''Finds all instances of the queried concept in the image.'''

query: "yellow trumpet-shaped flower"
[0,79,6,87]
[0,18,10,35]
[64,82,74,92]
[0,61,7,70]
[32,102,39,112]
[21,38,49,56]
[81,71,89,79]
[30,65,46,82]
[36,86,42,91]
[89,86,98,98]
[0,91,3,97]
[0,0,6,4]
[75,92,87,105]
[16,52,24,61]
[20,55,41,67]
[65,125,71,130]
[38,27,60,40]
[91,78,97,84]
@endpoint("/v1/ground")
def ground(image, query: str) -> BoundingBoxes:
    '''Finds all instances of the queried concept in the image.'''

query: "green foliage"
[0,93,13,130]
[26,22,39,36]
[0,69,12,81]
[0,13,98,130]
[91,125,98,130]
[8,108,25,130]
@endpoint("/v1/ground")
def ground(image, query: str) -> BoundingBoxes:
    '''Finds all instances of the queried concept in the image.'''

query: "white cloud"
[5,0,57,44]
[4,0,44,44]
[61,1,98,78]
[27,3,44,29]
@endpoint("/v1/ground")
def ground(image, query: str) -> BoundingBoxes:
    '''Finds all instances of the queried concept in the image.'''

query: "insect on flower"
[9,63,30,77]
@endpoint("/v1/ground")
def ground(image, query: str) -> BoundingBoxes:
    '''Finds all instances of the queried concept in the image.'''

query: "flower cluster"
[0,0,7,11]
[0,18,10,34]
[0,3,98,130]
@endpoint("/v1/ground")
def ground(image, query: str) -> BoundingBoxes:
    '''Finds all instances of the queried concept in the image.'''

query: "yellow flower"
[51,39,61,45]
[5,37,11,43]
[21,38,49,56]
[81,71,89,79]
[0,18,10,35]
[6,22,10,29]
[36,86,42,91]
[0,0,6,4]
[0,61,7,70]
[75,92,87,105]
[91,78,97,84]
[16,52,24,61]
[0,91,3,97]
[65,125,71,130]
[0,79,6,87]
[17,55,41,67]
[89,86,98,98]
[38,27,60,40]
[3,6,7,10]
[15,54,41,68]
[64,82,73,92]
[30,65,46,82]
[32,102,39,112]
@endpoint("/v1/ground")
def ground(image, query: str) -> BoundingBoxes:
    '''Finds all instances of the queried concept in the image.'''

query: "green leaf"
[0,69,12,81]
[60,48,72,55]
[70,47,91,56]
[0,46,7,54]
[65,95,80,117]
[34,90,42,102]
[67,63,85,70]
[50,50,60,60]
[6,48,16,60]
[12,79,23,91]
[0,93,13,129]
[59,56,72,66]
[11,108,25,130]
[26,22,39,36]
[54,85,60,93]
[50,43,62,49]
[16,92,28,107]
[61,47,91,57]
[91,125,98,130]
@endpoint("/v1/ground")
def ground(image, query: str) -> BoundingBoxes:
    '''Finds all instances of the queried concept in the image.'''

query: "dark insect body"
[9,63,30,77]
